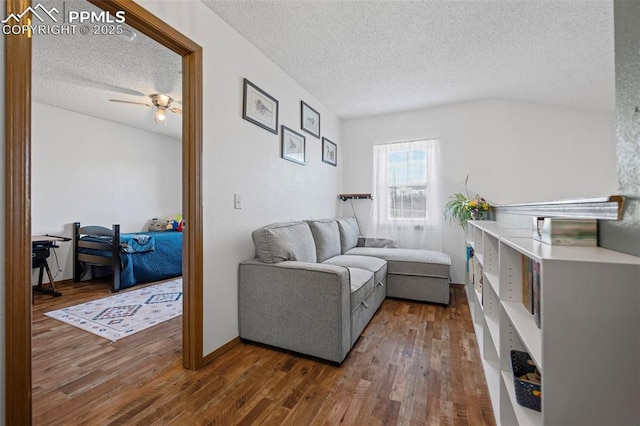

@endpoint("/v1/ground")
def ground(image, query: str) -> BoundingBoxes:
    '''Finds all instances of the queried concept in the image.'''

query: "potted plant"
[444,177,490,228]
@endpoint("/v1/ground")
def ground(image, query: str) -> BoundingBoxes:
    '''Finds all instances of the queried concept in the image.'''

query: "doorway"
[4,0,204,424]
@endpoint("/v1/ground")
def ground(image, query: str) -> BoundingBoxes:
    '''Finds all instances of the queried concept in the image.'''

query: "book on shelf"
[533,261,541,328]
[521,255,534,314]
[467,247,474,286]
[474,260,483,302]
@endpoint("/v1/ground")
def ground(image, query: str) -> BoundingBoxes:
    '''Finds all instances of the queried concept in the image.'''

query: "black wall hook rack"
[339,193,372,201]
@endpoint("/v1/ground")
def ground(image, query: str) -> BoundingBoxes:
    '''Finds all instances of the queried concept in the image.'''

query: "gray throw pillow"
[336,217,361,254]
[306,219,341,262]
[252,221,317,263]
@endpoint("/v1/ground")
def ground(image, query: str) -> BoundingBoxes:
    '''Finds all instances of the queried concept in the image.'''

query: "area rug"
[45,278,182,342]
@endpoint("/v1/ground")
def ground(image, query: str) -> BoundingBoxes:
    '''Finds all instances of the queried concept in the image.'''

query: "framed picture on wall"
[242,78,279,134]
[322,137,337,166]
[281,125,306,165]
[300,101,320,138]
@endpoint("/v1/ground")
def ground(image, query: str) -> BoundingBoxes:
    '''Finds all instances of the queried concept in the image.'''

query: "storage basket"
[510,350,541,412]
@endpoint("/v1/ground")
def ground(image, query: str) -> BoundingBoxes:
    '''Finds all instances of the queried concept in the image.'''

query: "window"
[373,139,437,221]
[368,138,442,250]
[387,148,428,219]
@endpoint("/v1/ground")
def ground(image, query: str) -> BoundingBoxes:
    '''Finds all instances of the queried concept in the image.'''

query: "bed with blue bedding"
[73,222,182,292]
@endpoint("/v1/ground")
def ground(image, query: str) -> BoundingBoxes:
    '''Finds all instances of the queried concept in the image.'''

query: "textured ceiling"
[33,1,615,132]
[33,0,182,139]
[203,0,615,118]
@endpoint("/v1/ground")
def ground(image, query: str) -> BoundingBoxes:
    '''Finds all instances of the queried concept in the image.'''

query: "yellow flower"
[469,199,477,207]
[482,203,489,210]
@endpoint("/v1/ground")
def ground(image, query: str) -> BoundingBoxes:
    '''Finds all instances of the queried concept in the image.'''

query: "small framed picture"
[242,78,279,134]
[322,137,337,167]
[281,125,306,165]
[300,101,320,138]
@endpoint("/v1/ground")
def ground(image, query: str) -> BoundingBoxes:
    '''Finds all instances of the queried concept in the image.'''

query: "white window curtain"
[368,139,443,251]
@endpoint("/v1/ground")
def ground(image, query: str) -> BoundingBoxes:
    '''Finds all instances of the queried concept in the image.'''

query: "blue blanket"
[121,234,155,254]
[79,231,182,289]
[119,232,182,288]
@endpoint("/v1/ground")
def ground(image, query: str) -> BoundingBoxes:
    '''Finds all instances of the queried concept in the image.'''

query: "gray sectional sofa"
[239,217,451,363]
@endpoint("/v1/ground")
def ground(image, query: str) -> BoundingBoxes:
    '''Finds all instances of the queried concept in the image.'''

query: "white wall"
[138,0,343,355]
[31,102,182,283]
[342,99,618,283]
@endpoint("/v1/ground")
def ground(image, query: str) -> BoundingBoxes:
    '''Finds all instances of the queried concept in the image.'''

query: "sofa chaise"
[239,217,451,363]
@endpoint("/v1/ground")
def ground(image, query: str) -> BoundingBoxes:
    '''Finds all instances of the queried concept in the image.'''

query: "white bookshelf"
[465,220,640,425]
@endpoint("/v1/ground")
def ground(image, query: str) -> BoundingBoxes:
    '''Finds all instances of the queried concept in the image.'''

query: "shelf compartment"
[501,370,542,426]
[465,223,475,246]
[483,270,499,297]
[483,358,501,422]
[465,283,474,316]
[502,301,542,371]
[472,257,483,301]
[473,226,483,255]
[472,294,483,324]
[472,311,484,353]
[483,284,500,356]
[498,242,524,303]
[472,286,484,327]
[482,232,500,277]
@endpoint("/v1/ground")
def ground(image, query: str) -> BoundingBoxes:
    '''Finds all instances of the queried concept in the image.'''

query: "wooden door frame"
[5,1,204,424]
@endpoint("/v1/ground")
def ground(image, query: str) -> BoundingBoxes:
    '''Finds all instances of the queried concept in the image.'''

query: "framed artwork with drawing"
[242,78,279,134]
[281,125,306,165]
[300,101,320,138]
[322,137,337,166]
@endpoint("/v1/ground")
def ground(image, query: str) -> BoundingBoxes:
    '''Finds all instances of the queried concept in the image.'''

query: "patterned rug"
[45,278,182,342]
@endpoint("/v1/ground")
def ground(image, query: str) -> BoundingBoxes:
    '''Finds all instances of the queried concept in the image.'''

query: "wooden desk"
[32,235,69,298]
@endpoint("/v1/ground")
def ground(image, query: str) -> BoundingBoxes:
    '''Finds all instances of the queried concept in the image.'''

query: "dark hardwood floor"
[32,281,495,425]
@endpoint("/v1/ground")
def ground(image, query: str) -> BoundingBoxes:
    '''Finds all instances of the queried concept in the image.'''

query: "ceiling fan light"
[154,108,167,124]
[119,28,137,42]
[156,94,171,107]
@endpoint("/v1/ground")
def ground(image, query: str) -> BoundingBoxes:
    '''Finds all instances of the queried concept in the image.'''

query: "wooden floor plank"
[32,281,495,425]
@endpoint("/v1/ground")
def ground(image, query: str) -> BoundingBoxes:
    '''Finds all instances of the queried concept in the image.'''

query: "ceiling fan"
[109,93,182,125]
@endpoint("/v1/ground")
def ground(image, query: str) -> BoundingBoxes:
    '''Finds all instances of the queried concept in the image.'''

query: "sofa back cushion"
[306,219,341,262]
[252,221,317,263]
[337,217,361,253]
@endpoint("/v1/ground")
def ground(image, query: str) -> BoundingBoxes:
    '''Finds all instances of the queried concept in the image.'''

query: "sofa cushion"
[348,267,374,312]
[345,247,450,278]
[306,219,342,262]
[252,221,317,264]
[323,255,387,285]
[337,217,360,254]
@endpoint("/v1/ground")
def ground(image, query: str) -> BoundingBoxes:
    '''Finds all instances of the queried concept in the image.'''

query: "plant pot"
[470,211,484,220]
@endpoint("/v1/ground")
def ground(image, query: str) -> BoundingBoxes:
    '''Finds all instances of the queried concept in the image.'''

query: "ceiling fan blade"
[109,99,152,107]
[169,107,182,114]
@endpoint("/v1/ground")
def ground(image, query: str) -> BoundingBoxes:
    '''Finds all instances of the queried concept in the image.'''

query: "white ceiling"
[203,0,615,118]
[32,1,615,135]
[33,0,182,139]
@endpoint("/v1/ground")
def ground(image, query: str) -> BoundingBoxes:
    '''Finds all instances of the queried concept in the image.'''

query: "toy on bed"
[170,221,182,231]
[148,214,183,232]
[73,221,183,292]
[149,218,166,232]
